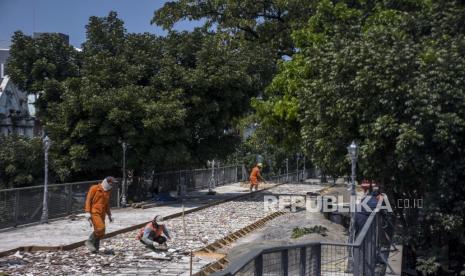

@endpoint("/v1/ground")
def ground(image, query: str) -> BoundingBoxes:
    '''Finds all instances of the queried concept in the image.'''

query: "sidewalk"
[0,182,264,253]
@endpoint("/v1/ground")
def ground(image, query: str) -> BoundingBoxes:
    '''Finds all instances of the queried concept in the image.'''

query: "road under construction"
[0,181,356,275]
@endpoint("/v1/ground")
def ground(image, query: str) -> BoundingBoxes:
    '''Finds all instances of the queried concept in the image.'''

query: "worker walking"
[137,215,172,250]
[249,163,265,192]
[84,176,116,253]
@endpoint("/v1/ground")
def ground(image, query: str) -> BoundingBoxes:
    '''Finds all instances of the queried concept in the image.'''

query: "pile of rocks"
[0,183,322,275]
[0,191,274,275]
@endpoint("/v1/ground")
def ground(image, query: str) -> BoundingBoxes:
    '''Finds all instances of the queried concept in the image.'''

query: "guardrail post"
[66,184,72,215]
[296,155,300,182]
[217,162,220,186]
[362,244,366,275]
[14,189,20,226]
[255,254,263,276]
[286,158,289,182]
[300,247,306,275]
[178,170,182,194]
[235,165,238,182]
[117,185,120,208]
[303,156,306,181]
[282,249,289,276]
[353,243,362,275]
[315,243,321,275]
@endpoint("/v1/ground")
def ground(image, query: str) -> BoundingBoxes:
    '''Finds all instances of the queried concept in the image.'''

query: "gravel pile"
[0,193,274,275]
[0,183,323,275]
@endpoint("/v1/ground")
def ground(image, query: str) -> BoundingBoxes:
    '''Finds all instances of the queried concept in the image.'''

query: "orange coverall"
[85,184,112,238]
[249,166,262,188]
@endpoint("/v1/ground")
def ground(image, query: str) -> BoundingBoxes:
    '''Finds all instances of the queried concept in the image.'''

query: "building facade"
[0,49,37,137]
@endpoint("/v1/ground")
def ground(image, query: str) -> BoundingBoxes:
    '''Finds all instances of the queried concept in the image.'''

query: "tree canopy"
[6,11,270,180]
[0,135,44,189]
[152,0,316,57]
[257,0,465,272]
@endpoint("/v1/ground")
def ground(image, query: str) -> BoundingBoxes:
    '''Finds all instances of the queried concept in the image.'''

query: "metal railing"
[213,209,392,276]
[0,180,119,229]
[149,165,241,194]
[0,165,316,230]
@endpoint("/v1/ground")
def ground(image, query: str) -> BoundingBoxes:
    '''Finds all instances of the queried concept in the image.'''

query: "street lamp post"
[121,142,128,207]
[347,141,358,272]
[207,159,216,195]
[40,135,51,224]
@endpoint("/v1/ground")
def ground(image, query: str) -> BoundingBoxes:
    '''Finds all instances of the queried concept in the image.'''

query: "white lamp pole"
[207,159,216,195]
[121,142,128,207]
[347,141,358,272]
[40,135,51,224]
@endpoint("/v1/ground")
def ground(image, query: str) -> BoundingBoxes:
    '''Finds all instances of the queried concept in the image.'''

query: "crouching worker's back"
[136,215,171,251]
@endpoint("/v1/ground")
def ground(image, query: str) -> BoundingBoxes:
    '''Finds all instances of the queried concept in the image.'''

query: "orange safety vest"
[136,222,164,240]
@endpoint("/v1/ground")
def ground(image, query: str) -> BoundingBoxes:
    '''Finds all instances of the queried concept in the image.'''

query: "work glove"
[152,241,159,247]
[85,212,91,220]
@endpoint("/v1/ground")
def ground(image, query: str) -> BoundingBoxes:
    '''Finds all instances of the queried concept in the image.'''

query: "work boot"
[85,233,97,253]
[94,237,100,252]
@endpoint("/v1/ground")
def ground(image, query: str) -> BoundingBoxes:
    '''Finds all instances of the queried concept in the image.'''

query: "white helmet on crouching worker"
[153,215,164,226]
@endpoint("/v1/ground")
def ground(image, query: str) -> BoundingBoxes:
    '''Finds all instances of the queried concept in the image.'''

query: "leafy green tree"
[44,12,187,180]
[234,114,292,175]
[0,136,44,189]
[150,27,276,164]
[152,0,322,163]
[153,0,316,57]
[260,0,465,272]
[8,11,269,180]
[7,32,80,120]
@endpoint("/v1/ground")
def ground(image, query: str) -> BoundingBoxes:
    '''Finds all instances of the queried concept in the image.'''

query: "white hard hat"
[153,215,164,224]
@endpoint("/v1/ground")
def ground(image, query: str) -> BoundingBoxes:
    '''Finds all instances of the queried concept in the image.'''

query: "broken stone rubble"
[0,183,319,275]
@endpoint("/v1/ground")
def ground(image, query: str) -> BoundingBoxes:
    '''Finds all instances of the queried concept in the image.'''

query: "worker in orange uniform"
[249,163,265,192]
[84,176,116,253]
[136,215,172,251]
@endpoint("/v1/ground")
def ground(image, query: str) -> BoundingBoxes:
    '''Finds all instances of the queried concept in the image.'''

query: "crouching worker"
[136,215,172,250]
[84,176,116,253]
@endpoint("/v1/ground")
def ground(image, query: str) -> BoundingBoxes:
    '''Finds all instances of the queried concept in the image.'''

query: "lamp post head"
[347,141,358,161]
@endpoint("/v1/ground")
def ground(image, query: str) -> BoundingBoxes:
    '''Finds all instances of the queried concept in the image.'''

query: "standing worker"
[84,176,116,253]
[249,163,265,192]
[136,215,172,250]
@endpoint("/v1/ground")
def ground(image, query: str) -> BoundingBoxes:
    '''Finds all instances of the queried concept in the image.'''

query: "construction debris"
[0,183,322,275]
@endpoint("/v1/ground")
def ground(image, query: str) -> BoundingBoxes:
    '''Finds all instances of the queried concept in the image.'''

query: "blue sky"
[0,0,202,48]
